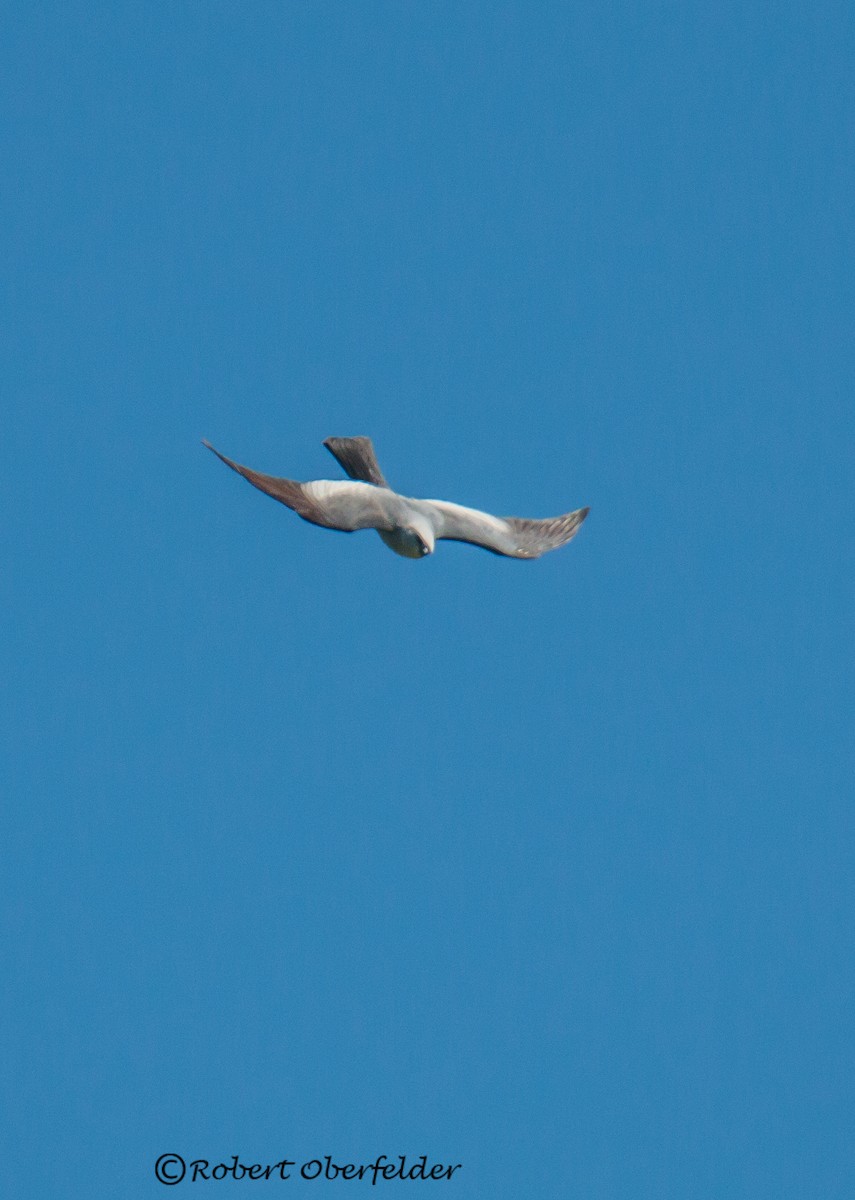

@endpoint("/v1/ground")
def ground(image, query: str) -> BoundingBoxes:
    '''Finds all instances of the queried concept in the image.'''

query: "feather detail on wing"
[426,498,590,558]
[323,436,389,487]
[202,441,395,532]
[502,508,590,557]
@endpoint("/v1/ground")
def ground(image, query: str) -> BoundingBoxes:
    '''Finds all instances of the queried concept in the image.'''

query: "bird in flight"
[203,435,589,560]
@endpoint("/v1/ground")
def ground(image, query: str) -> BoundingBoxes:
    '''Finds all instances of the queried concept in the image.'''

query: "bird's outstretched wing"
[425,499,590,559]
[202,441,395,532]
[323,436,389,487]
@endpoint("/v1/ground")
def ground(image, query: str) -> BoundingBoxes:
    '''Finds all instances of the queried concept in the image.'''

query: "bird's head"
[406,515,435,558]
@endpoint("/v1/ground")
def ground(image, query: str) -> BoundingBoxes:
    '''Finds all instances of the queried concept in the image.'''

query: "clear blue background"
[2,3,852,1197]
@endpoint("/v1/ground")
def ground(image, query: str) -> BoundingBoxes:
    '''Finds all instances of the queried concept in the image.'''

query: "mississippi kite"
[203,435,589,560]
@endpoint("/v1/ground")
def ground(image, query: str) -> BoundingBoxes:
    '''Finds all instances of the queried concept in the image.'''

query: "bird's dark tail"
[323,436,389,487]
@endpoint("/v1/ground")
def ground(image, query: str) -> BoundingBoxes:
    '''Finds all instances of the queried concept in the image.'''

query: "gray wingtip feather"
[505,505,590,557]
[202,439,239,472]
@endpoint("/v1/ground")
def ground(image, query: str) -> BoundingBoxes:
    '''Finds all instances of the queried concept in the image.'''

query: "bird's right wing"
[203,442,396,532]
[426,499,590,559]
[323,436,389,487]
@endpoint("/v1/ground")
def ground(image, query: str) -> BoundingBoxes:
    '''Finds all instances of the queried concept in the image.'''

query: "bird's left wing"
[203,441,396,532]
[425,498,589,559]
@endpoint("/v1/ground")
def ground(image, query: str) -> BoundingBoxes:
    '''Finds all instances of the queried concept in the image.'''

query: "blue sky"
[2,3,853,1197]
